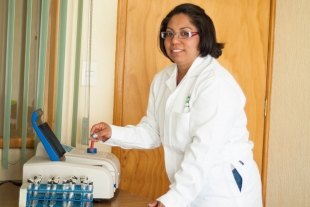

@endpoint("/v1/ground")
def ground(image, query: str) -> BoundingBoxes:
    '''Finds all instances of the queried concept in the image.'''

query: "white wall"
[60,0,118,152]
[266,0,310,206]
[0,149,34,181]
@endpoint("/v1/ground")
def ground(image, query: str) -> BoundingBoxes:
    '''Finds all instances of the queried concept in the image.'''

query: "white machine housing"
[22,142,120,199]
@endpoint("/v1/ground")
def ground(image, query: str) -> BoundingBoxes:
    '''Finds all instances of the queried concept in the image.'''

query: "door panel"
[113,0,271,200]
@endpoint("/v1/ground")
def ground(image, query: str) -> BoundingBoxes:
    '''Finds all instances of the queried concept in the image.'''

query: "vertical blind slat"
[35,0,50,147]
[2,0,15,169]
[21,0,33,165]
[71,0,84,147]
[54,0,68,141]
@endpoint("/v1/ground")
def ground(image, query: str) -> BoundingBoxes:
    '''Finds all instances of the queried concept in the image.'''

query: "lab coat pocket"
[171,112,191,153]
[233,159,261,196]
[231,160,248,194]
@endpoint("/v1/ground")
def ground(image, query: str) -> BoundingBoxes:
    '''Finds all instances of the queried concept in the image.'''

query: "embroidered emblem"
[185,94,191,108]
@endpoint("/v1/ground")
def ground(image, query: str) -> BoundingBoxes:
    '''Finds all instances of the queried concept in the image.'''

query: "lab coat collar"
[186,55,213,77]
[165,55,213,92]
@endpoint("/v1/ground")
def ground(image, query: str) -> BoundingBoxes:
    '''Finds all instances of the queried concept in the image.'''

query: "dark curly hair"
[159,3,224,61]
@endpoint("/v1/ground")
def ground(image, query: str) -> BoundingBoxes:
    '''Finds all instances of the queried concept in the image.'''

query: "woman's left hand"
[148,200,165,207]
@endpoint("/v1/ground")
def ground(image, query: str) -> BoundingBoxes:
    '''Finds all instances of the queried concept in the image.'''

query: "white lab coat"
[105,55,262,207]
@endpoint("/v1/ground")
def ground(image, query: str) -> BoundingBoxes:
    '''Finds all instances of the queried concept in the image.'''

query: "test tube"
[34,175,43,183]
[62,180,68,207]
[42,179,52,207]
[87,182,93,191]
[80,176,88,191]
[27,178,34,206]
[67,178,76,207]
[84,181,92,207]
[27,178,34,190]
[80,180,87,207]
[32,175,43,207]
[52,175,60,181]
[86,182,93,204]
[49,178,59,207]
[80,176,88,184]
[81,180,88,191]
[89,134,98,152]
[69,176,78,181]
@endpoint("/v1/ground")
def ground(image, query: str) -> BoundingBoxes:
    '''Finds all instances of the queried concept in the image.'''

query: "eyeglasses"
[161,31,199,39]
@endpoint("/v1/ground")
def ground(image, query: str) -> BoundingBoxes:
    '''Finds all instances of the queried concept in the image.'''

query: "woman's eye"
[166,32,174,37]
[180,31,190,37]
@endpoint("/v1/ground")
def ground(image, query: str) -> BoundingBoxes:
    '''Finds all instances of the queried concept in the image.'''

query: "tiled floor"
[0,181,20,206]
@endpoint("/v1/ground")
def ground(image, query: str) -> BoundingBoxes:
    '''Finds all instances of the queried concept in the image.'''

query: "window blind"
[1,0,86,170]
[2,0,15,169]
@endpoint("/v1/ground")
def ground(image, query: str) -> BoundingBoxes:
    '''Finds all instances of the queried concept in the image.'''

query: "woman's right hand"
[89,122,112,142]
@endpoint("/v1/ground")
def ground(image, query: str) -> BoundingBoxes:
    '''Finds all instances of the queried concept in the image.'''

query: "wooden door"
[113,0,273,201]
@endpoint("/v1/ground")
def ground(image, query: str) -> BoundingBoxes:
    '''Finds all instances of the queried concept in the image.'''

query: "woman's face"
[164,13,200,70]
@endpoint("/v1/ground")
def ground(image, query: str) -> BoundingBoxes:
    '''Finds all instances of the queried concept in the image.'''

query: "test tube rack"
[26,184,93,207]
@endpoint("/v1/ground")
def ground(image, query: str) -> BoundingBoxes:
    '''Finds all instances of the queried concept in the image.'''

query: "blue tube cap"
[87,148,97,154]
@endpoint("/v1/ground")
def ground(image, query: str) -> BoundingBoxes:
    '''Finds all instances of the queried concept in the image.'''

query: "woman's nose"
[171,34,180,43]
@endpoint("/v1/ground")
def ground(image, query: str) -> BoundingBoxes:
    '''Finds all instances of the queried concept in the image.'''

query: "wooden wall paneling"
[113,0,171,200]
[44,0,60,128]
[205,0,271,173]
[111,0,173,200]
[112,0,129,159]
[262,0,276,206]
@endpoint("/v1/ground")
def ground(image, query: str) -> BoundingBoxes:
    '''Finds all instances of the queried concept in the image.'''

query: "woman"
[90,3,262,207]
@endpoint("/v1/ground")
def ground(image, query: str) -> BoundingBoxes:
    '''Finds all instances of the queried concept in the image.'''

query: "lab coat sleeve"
[157,78,245,207]
[104,79,161,149]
